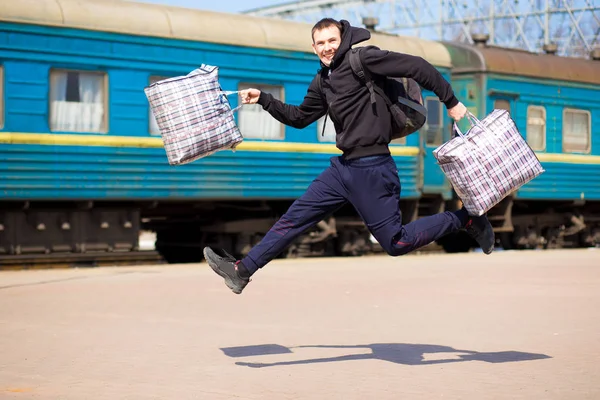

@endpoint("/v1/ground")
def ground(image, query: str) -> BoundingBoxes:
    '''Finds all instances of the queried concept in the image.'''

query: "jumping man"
[204,18,495,294]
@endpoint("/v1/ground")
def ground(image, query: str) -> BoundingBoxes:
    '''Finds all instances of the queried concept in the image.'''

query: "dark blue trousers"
[241,155,468,274]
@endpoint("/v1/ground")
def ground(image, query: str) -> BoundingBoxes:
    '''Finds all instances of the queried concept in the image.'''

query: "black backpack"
[319,46,427,140]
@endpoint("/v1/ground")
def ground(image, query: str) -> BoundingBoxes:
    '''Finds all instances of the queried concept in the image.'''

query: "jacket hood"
[328,20,371,69]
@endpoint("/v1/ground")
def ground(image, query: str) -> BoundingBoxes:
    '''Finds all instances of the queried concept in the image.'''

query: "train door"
[453,75,484,137]
[421,75,483,195]
[421,97,450,194]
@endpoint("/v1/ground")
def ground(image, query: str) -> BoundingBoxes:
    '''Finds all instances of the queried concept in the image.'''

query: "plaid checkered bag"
[145,65,243,165]
[433,110,545,216]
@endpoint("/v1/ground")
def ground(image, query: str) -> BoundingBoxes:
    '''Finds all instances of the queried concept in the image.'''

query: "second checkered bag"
[433,109,545,216]
[145,65,243,165]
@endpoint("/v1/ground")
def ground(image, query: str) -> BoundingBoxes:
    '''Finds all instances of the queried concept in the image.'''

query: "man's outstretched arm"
[240,75,326,129]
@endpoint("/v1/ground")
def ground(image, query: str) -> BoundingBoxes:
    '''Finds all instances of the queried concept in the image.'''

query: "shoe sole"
[203,248,243,294]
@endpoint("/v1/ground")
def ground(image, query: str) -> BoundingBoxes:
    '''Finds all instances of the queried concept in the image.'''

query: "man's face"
[312,26,341,66]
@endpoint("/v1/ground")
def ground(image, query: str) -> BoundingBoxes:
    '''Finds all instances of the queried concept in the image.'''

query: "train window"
[425,97,443,146]
[49,70,107,133]
[238,83,284,140]
[148,76,169,136]
[526,106,546,151]
[563,108,591,153]
[494,99,511,112]
[0,66,3,129]
[316,115,336,142]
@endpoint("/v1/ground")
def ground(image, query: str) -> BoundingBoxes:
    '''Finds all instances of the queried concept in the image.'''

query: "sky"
[136,0,285,14]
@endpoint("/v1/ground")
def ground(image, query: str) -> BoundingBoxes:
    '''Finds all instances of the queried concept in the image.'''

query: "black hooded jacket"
[256,20,459,159]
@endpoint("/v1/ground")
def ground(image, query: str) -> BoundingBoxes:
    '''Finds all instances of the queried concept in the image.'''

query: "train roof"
[0,0,452,68]
[444,41,600,85]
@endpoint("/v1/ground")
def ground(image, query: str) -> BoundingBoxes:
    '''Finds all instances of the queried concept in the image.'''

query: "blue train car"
[0,0,455,260]
[443,38,600,249]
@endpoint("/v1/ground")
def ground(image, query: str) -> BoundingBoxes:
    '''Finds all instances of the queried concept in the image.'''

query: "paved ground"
[1,249,599,399]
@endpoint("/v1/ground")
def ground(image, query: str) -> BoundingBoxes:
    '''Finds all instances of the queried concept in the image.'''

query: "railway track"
[0,251,165,270]
[0,242,447,271]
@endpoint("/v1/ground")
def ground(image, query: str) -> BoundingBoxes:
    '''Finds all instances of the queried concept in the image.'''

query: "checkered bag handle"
[220,90,242,113]
[221,90,240,97]
[452,111,484,140]
[453,110,511,150]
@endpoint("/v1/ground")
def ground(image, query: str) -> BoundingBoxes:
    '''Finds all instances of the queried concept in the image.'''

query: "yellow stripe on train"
[0,132,163,148]
[2,132,599,163]
[535,152,600,165]
[0,132,420,156]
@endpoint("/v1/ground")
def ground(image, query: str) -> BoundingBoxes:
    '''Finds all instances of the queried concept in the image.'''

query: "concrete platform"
[1,249,599,399]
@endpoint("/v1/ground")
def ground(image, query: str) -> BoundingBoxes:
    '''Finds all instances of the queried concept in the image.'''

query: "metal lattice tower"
[243,0,600,59]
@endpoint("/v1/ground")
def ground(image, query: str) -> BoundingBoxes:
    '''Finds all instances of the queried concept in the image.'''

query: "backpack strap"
[349,48,378,106]
[397,78,428,115]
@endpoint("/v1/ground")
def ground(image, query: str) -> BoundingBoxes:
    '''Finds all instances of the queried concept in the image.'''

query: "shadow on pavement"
[221,343,551,368]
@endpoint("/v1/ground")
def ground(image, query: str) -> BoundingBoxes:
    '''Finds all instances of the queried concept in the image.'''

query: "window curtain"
[50,72,105,132]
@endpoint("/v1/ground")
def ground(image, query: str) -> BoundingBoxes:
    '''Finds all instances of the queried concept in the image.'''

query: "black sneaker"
[203,247,250,294]
[465,214,495,255]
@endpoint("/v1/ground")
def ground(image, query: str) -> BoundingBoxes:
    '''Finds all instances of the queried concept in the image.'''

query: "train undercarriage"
[1,196,599,262]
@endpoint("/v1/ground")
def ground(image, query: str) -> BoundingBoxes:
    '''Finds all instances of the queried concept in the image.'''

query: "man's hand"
[448,102,468,122]
[239,89,261,104]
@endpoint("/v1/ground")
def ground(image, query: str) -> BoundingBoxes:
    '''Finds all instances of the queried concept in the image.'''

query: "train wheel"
[437,231,473,253]
[155,229,210,263]
[499,232,515,250]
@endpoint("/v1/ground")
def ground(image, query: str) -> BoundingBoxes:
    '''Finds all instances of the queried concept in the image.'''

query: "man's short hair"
[311,18,343,42]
